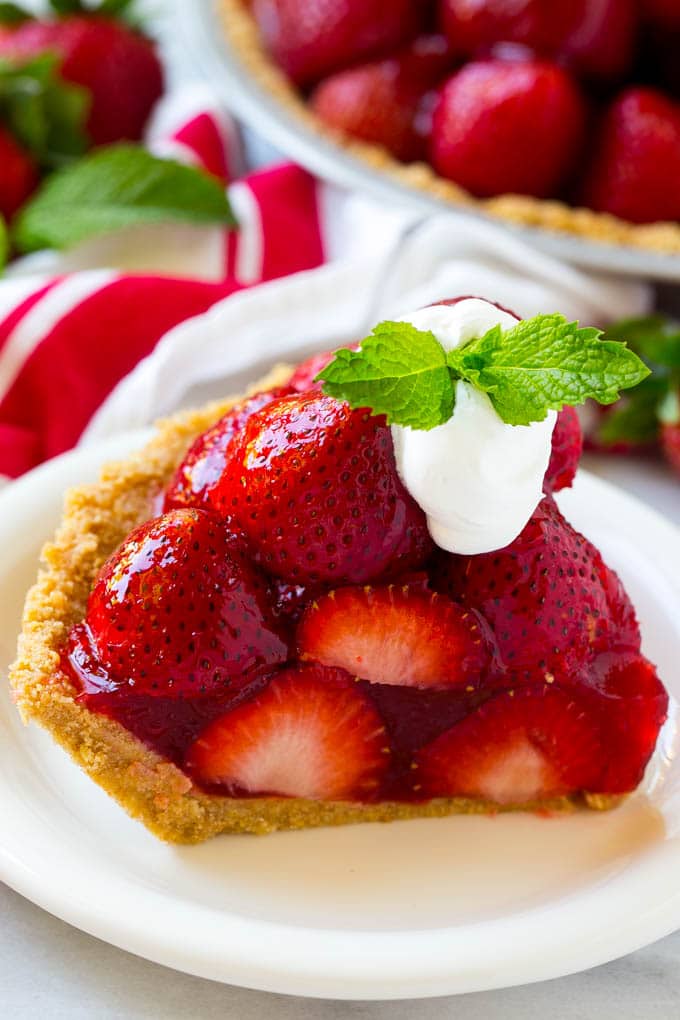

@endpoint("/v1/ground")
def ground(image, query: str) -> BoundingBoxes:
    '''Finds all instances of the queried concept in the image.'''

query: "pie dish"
[214,0,680,257]
[8,296,668,844]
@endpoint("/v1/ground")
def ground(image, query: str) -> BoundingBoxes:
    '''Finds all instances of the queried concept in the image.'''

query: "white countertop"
[2,876,680,1018]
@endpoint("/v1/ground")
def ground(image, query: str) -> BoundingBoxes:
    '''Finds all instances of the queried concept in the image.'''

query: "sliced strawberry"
[415,685,604,802]
[211,391,432,586]
[587,651,668,792]
[544,405,582,492]
[310,35,454,163]
[164,388,290,511]
[432,497,638,684]
[84,508,288,696]
[298,584,492,689]
[186,664,389,799]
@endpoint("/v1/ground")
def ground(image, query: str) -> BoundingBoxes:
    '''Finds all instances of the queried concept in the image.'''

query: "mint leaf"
[0,55,89,168]
[320,313,650,430]
[13,144,237,252]
[317,321,454,430]
[447,313,650,426]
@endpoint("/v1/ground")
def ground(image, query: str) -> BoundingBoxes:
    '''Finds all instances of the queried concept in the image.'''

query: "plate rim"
[2,434,680,1000]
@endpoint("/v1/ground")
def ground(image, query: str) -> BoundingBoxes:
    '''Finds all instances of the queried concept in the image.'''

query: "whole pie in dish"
[9,297,668,843]
[218,0,680,254]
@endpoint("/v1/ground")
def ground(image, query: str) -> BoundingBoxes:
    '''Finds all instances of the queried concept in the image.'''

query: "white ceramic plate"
[1,436,680,1001]
[180,1,680,283]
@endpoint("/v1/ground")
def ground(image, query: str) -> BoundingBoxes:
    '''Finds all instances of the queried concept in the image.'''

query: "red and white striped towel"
[0,87,325,481]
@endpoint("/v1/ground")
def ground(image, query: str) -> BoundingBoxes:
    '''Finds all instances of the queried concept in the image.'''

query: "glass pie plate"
[178,0,680,283]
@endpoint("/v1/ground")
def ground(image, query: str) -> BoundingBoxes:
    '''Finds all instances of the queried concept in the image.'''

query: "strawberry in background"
[252,0,424,87]
[310,34,454,162]
[590,316,680,479]
[0,0,163,144]
[429,58,587,200]
[438,0,637,81]
[0,126,37,219]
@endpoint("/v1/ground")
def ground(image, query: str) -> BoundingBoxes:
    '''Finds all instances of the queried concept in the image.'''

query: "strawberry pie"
[218,0,680,254]
[9,297,668,842]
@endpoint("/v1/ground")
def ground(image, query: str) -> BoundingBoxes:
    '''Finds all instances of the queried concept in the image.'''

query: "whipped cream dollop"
[390,298,556,555]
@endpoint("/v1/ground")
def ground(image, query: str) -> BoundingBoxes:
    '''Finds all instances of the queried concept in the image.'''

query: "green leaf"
[0,3,31,24]
[317,321,455,430]
[595,376,668,446]
[447,313,650,426]
[0,55,89,168]
[0,216,8,272]
[98,0,135,15]
[602,315,680,370]
[48,0,85,14]
[12,144,237,252]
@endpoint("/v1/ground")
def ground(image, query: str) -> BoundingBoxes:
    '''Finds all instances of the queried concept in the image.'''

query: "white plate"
[180,1,680,283]
[1,436,680,1000]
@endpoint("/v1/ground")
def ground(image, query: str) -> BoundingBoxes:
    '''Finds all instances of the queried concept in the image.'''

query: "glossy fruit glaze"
[61,342,668,806]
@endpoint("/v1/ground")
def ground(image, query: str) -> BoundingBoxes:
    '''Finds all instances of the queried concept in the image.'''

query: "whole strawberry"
[429,59,586,199]
[0,125,37,220]
[581,88,680,225]
[310,35,454,162]
[438,0,637,80]
[81,508,288,696]
[432,497,640,684]
[642,0,680,30]
[0,4,163,144]
[209,391,433,586]
[252,0,423,87]
[164,388,291,512]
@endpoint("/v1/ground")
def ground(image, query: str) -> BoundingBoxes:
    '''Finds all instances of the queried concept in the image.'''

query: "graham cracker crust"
[217,0,680,256]
[8,365,622,844]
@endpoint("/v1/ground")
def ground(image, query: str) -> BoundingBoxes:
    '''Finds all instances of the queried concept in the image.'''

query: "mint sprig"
[318,313,650,430]
[13,144,237,253]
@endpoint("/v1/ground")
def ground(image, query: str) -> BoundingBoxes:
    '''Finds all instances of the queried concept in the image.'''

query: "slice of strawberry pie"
[9,298,667,842]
